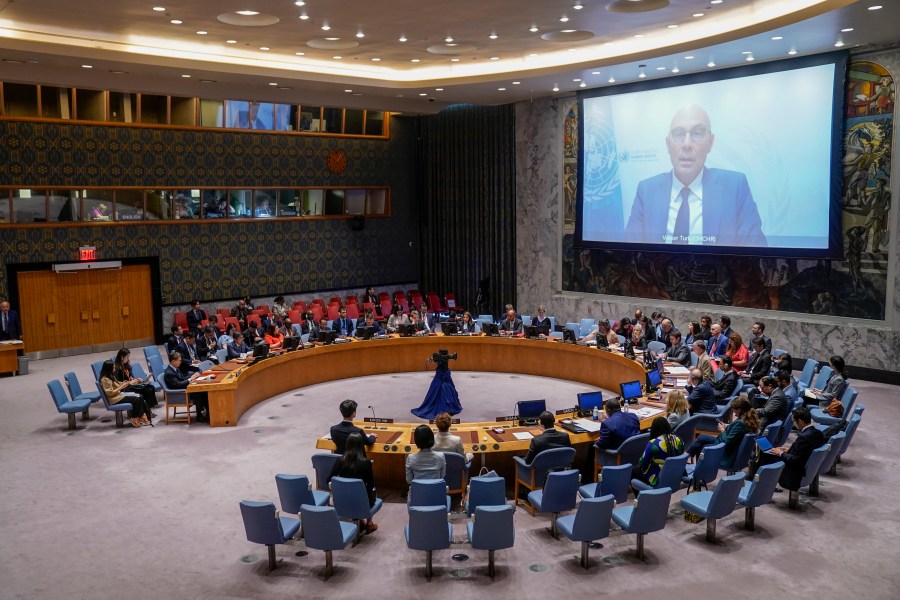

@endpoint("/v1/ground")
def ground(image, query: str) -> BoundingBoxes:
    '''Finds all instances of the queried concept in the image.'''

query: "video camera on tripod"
[429,348,458,368]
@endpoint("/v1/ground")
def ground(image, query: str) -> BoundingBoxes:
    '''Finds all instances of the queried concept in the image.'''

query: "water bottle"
[592,406,599,421]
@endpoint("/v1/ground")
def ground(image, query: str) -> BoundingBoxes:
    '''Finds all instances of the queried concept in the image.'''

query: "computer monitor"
[656,356,665,374]
[316,330,337,345]
[252,342,270,359]
[646,369,662,390]
[524,325,549,339]
[440,321,459,335]
[398,323,416,337]
[282,336,301,352]
[620,380,643,404]
[577,391,603,415]
[597,334,609,348]
[355,325,376,340]
[563,328,577,343]
[516,399,546,423]
[481,322,499,336]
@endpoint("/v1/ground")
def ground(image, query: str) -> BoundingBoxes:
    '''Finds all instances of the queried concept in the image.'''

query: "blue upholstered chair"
[811,433,845,495]
[94,380,132,428]
[467,504,515,579]
[787,443,830,510]
[674,414,703,445]
[513,446,576,514]
[142,345,162,367]
[611,488,673,560]
[804,365,833,395]
[579,463,631,504]
[90,360,105,382]
[579,318,596,338]
[694,402,734,438]
[156,363,192,424]
[215,348,228,364]
[738,462,785,531]
[595,432,651,479]
[837,414,863,464]
[723,433,758,475]
[465,475,507,516]
[564,322,581,339]
[48,379,92,430]
[811,386,858,426]
[443,452,471,499]
[130,361,161,393]
[63,371,101,404]
[275,474,329,516]
[238,500,301,572]
[647,340,666,354]
[408,479,451,512]
[311,453,341,491]
[679,472,745,543]
[330,476,383,545]
[775,414,795,447]
[300,504,356,580]
[196,359,214,372]
[632,453,689,494]
[616,334,626,345]
[526,469,580,538]
[762,420,782,446]
[405,505,453,581]
[558,494,615,569]
[683,442,726,491]
[796,359,819,391]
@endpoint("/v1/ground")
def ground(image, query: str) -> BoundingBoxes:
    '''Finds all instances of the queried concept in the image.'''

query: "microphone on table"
[368,405,377,420]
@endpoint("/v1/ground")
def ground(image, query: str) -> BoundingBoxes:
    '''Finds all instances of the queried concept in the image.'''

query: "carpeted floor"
[1,349,898,600]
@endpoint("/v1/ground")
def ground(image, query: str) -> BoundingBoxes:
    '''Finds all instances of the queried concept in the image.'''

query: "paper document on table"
[804,389,817,399]
[633,407,665,419]
[573,419,603,432]
[195,375,215,382]
[666,366,691,375]
[512,432,534,440]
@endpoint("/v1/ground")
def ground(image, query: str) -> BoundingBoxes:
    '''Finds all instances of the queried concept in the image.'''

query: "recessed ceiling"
[0,1,896,113]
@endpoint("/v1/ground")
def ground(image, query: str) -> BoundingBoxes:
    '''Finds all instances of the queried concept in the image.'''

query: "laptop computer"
[756,436,774,452]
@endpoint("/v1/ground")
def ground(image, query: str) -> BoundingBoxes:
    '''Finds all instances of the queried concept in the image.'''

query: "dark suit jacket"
[744,349,771,383]
[197,335,218,361]
[524,428,572,464]
[625,168,766,246]
[713,370,739,400]
[186,308,207,333]
[595,411,640,449]
[330,421,375,453]
[687,381,717,414]
[165,335,183,356]
[780,426,826,490]
[665,342,691,367]
[757,387,789,431]
[0,309,21,340]
[332,317,354,336]
[500,318,523,334]
[163,365,192,390]
[708,334,728,358]
[531,316,552,329]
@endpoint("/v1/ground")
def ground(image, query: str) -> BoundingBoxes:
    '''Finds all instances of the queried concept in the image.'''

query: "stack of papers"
[572,419,603,433]
[665,366,691,376]
[512,432,534,440]
[633,407,665,419]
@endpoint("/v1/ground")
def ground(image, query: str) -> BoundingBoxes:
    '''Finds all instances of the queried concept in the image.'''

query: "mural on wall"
[563,104,578,228]
[562,60,893,320]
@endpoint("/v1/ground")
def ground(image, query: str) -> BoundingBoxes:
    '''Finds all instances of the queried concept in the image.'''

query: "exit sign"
[79,246,96,261]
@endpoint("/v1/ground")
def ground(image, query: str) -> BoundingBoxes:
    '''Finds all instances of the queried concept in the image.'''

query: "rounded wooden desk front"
[191,336,647,428]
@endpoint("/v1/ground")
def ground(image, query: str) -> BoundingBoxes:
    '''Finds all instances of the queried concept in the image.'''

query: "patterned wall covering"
[0,117,419,304]
[560,60,894,320]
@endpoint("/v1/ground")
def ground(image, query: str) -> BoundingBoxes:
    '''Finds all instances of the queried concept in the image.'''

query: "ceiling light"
[639,72,646,78]
[788,48,798,55]
[693,13,704,17]
[411,58,420,62]
[561,29,576,33]
[170,19,182,24]
[356,32,365,38]
[182,74,191,78]
[834,40,845,47]
[446,43,458,46]
[333,55,342,59]
[656,66,667,70]
[81,64,92,68]
[671,66,680,73]
[399,35,408,42]
[109,70,127,74]
[841,27,854,32]
[153,6,166,12]
[445,36,454,43]
[707,60,716,67]
[553,85,560,92]
[667,24,678,29]
[260,46,270,50]
[746,55,755,61]
[634,34,644,38]
[299,14,309,20]
[196,30,207,35]
[559,16,569,22]
[419,93,427,96]
[771,36,783,40]
[490,56,499,60]
[528,52,538,57]
[236,10,259,16]
[579,82,586,88]
[591,71,600,75]
[684,55,695,60]
[711,0,723,3]
[345,89,353,92]
[489,33,498,40]
[741,51,752,55]
[573,78,581,82]
[269,82,278,86]
[450,58,459,61]
[498,87,506,91]
[295,51,305,55]
[529,26,539,33]
[371,57,381,61]
[295,1,305,5]
[227,39,238,43]
[435,88,444,91]
[322,24,331,30]
[325,37,339,41]
[868,5,882,10]
[573,3,583,9]
[512,81,520,85]
[608,77,615,83]
[199,79,216,83]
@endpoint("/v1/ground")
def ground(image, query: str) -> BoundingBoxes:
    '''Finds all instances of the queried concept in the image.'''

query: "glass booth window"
[226,100,274,130]
[115,189,145,220]
[254,190,277,217]
[277,190,302,216]
[13,189,48,223]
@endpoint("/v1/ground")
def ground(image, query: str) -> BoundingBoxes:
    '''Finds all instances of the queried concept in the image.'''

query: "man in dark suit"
[330,400,376,453]
[308,317,330,343]
[707,323,728,358]
[179,332,202,374]
[751,321,772,352]
[712,355,739,401]
[756,374,790,432]
[685,369,717,414]
[741,336,771,386]
[663,330,690,367]
[758,406,825,490]
[165,324,185,355]
[595,398,640,450]
[164,351,208,422]
[625,106,766,247]
[186,300,207,335]
[0,300,22,341]
[523,411,572,463]
[499,309,523,336]
[197,326,220,363]
[332,307,354,338]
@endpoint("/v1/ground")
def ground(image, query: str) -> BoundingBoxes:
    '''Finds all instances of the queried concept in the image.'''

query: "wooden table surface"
[0,341,25,375]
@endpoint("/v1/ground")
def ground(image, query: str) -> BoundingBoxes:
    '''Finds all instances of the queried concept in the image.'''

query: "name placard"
[555,408,576,416]
[496,415,517,422]
[363,417,394,424]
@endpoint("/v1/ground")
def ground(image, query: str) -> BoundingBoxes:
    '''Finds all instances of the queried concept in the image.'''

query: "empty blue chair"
[579,318,596,338]
[837,414,862,464]
[558,494,615,569]
[611,488,673,560]
[680,472,746,542]
[674,414,703,445]
[405,505,452,581]
[330,476,383,544]
[738,462,785,530]
[596,432,651,479]
[311,453,341,491]
[513,446,576,514]
[811,434,845,495]
[275,474,329,516]
[131,361,161,393]
[526,469,580,538]
[300,504,356,580]
[466,475,507,516]
[788,443,830,510]
[239,500,301,572]
[723,433,758,475]
[63,371,101,404]
[443,452,470,499]
[811,386,858,426]
[632,453,689,494]
[647,340,666,354]
[142,345,163,366]
[579,463,630,503]
[467,504,515,579]
[409,479,451,512]
[215,348,228,364]
[564,322,581,340]
[94,380,132,428]
[796,359,819,391]
[519,315,531,329]
[48,379,92,430]
[683,442,726,491]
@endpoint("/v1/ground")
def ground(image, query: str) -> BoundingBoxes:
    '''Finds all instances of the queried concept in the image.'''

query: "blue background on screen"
[517,400,547,419]
[620,381,643,399]
[578,391,604,412]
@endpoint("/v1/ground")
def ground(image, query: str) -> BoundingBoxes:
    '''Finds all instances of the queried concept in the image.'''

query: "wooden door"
[86,269,123,346]
[16,270,60,353]
[55,270,95,352]
[119,264,155,342]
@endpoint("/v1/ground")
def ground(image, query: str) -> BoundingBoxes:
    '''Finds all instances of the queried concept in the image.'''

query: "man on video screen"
[625,105,767,247]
